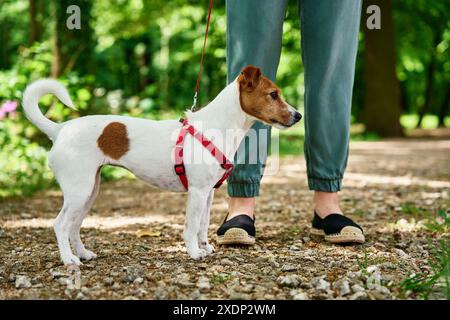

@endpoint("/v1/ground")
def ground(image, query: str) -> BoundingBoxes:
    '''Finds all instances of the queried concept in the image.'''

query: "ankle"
[227,197,255,220]
[314,191,343,219]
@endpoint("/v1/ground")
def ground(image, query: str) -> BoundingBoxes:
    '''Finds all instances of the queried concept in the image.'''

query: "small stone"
[197,263,208,270]
[196,276,211,292]
[220,258,234,266]
[76,292,84,300]
[124,266,145,283]
[175,273,194,287]
[366,274,382,290]
[268,258,280,268]
[311,276,330,292]
[366,265,380,274]
[373,285,391,295]
[229,292,248,300]
[133,277,144,284]
[333,278,351,296]
[281,264,298,272]
[394,248,410,259]
[154,286,167,300]
[51,270,68,279]
[277,275,301,288]
[57,277,74,289]
[189,289,201,300]
[350,291,368,300]
[379,262,396,269]
[240,284,254,293]
[104,277,114,286]
[351,284,365,293]
[15,275,32,289]
[290,289,308,300]
[64,288,74,297]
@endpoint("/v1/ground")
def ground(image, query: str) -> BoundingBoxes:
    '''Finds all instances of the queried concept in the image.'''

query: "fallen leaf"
[136,229,161,238]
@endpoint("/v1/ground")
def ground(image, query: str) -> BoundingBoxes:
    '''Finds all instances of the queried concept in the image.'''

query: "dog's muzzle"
[293,111,302,123]
[287,111,302,127]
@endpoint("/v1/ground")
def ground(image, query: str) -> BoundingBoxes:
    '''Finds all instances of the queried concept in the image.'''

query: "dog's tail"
[22,79,75,141]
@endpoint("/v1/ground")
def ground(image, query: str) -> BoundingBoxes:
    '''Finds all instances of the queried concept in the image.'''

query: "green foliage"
[0,120,54,198]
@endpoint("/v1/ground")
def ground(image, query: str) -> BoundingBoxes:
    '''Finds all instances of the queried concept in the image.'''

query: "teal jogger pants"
[226,0,362,196]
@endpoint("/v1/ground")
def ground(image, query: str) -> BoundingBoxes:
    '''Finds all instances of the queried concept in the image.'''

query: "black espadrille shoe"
[311,212,365,244]
[216,214,255,245]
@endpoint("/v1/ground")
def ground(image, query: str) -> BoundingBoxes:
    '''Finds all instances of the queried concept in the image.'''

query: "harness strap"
[174,118,234,190]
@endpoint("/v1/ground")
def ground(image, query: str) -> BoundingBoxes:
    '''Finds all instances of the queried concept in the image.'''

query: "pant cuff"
[227,182,260,197]
[308,177,342,192]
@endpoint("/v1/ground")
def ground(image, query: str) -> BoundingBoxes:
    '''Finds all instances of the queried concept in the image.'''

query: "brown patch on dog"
[238,65,293,126]
[97,122,130,160]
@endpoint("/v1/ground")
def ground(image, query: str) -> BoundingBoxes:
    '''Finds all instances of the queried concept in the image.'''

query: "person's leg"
[299,0,362,217]
[225,0,289,219]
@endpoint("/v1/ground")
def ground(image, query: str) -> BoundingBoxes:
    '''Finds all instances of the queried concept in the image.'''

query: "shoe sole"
[216,228,255,245]
[311,226,365,244]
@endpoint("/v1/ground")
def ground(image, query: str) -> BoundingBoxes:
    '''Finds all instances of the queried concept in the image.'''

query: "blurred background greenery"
[0,0,449,198]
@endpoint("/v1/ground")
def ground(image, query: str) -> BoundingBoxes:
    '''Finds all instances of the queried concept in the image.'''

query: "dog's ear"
[239,65,262,90]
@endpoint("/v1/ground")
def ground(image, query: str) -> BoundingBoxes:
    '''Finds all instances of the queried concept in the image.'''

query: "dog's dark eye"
[270,91,278,100]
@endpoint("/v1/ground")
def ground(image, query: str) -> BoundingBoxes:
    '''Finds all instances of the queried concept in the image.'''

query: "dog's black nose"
[294,112,302,122]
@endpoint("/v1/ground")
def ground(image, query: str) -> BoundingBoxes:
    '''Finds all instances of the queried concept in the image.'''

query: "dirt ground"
[1,138,449,300]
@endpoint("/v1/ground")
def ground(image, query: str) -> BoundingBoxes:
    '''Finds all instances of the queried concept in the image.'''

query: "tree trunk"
[51,0,94,78]
[362,0,403,136]
[50,2,60,78]
[438,88,450,127]
[29,0,42,44]
[399,80,409,113]
[417,32,441,127]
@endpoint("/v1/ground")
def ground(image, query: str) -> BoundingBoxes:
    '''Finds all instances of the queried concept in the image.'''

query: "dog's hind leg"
[53,165,98,266]
[198,190,214,255]
[69,168,101,261]
[184,187,209,259]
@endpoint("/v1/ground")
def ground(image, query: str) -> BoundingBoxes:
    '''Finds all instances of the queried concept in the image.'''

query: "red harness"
[174,119,234,190]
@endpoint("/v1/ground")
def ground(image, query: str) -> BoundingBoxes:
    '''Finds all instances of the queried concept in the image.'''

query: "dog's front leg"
[198,190,214,255]
[184,187,209,259]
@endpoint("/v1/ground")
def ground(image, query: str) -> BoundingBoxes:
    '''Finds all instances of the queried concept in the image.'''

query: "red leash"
[174,1,233,190]
[191,0,214,111]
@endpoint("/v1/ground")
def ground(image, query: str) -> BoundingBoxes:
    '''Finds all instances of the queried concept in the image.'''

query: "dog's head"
[237,65,301,129]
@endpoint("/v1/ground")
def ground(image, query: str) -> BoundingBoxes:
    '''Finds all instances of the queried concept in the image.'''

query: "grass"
[400,209,450,299]
[401,238,450,300]
[424,209,450,233]
[401,202,428,216]
[357,249,370,275]
[211,274,233,284]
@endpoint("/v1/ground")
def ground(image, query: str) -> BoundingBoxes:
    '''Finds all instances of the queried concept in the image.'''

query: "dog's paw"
[187,248,209,260]
[78,249,97,261]
[200,243,215,255]
[62,254,82,266]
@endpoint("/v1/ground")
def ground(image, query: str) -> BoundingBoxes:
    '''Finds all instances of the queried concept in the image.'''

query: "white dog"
[22,66,301,265]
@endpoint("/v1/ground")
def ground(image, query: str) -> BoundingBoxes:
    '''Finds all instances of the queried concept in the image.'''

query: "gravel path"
[1,138,449,300]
